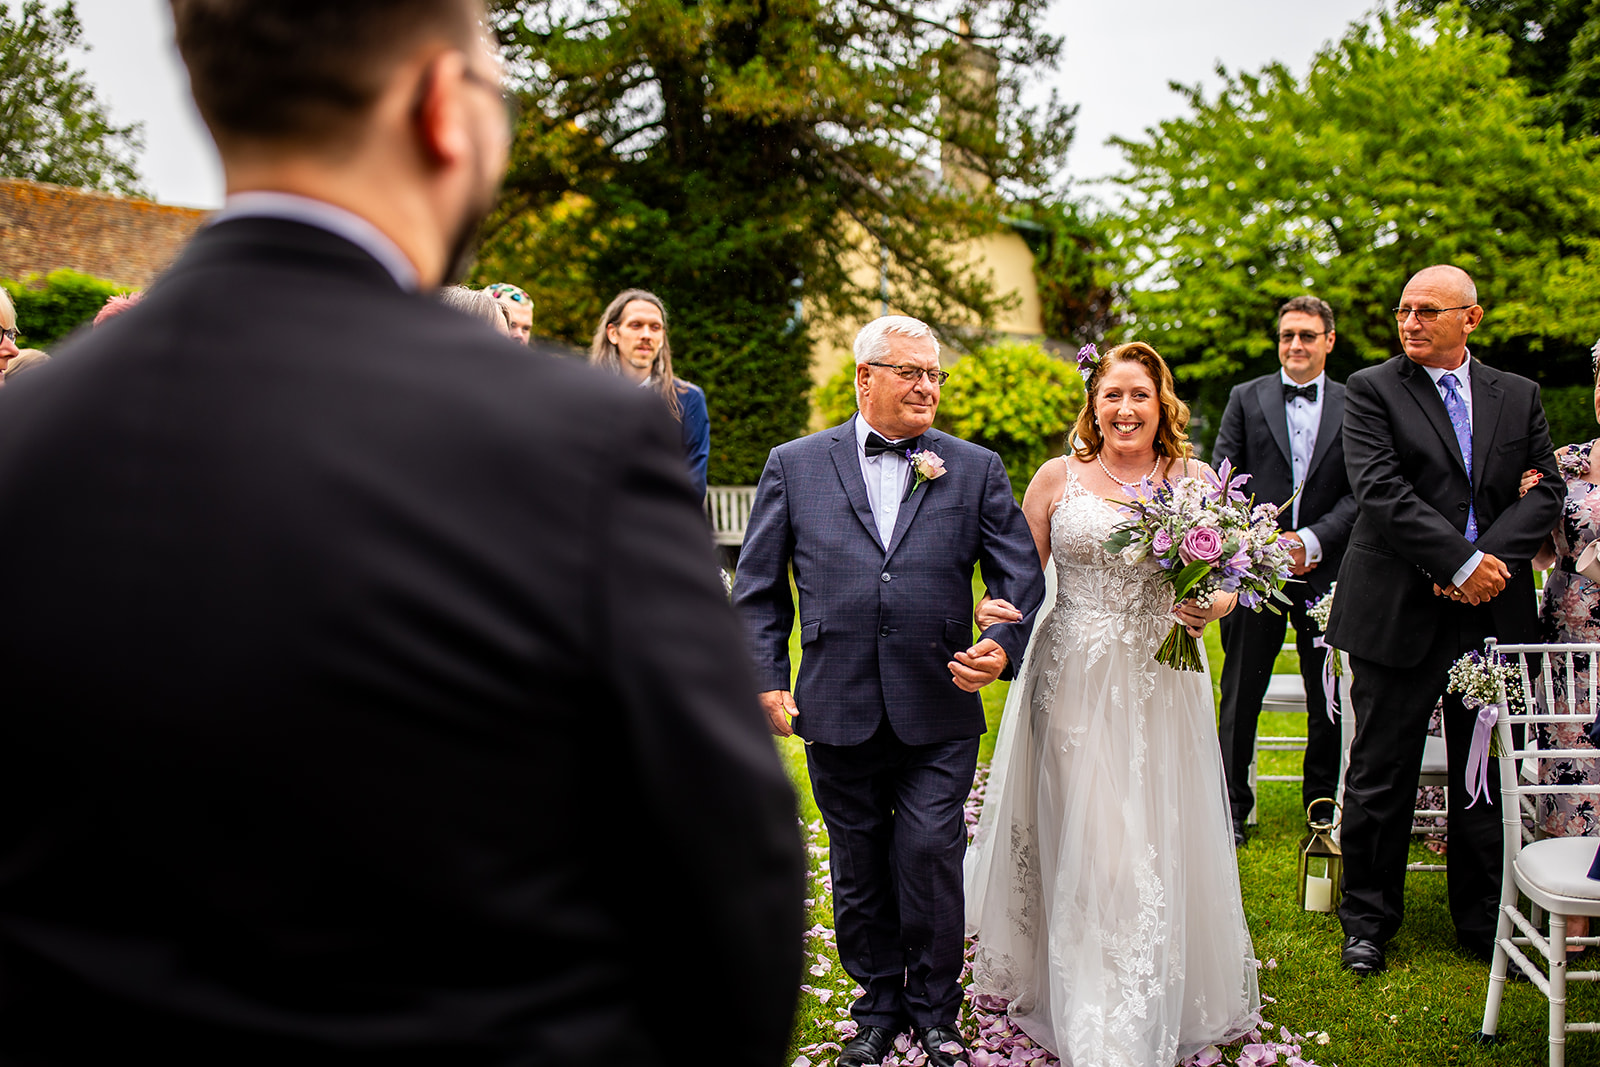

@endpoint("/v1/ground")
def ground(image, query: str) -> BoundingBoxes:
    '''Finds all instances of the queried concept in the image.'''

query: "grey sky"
[58,0,1380,209]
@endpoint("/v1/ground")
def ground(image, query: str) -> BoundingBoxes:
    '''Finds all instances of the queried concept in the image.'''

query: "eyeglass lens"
[1278,331,1322,344]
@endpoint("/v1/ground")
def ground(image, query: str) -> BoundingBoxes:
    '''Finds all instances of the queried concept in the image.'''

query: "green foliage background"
[1103,5,1600,453]
[476,0,1075,484]
[1542,383,1599,449]
[0,0,143,195]
[2,269,125,349]
[816,340,1085,497]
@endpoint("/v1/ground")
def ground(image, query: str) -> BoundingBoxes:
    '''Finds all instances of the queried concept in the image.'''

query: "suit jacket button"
[1458,502,1469,511]
[879,626,891,637]
[881,572,891,582]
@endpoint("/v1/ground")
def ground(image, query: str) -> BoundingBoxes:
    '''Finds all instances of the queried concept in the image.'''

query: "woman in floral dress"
[1531,338,1600,940]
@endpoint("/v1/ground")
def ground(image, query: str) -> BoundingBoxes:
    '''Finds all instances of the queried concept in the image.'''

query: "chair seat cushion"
[1516,836,1600,903]
[1420,734,1447,776]
[1263,674,1306,710]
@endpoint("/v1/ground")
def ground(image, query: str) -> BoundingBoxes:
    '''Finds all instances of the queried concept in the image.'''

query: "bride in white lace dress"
[965,343,1259,1066]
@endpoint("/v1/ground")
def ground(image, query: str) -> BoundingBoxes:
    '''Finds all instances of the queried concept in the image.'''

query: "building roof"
[0,179,211,288]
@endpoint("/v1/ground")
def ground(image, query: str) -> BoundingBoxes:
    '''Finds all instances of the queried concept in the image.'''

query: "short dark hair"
[1278,295,1335,335]
[170,0,481,150]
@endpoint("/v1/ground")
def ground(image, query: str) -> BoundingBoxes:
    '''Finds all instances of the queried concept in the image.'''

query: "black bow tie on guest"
[1283,382,1318,403]
[864,432,921,458]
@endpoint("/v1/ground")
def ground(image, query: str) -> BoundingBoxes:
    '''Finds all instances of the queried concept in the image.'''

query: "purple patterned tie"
[1439,372,1477,541]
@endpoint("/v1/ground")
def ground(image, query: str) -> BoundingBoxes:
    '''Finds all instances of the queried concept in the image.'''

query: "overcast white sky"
[52,0,1382,209]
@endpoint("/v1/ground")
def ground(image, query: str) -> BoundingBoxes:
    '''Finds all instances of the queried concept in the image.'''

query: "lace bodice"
[1039,465,1177,704]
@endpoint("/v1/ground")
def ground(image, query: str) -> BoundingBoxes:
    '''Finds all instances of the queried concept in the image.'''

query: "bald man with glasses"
[1324,264,1562,978]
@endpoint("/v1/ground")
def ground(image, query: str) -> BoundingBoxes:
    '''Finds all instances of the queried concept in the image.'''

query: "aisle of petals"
[789,767,1341,1067]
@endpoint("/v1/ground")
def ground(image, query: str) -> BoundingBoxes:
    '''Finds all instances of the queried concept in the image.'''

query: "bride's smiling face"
[1094,360,1161,457]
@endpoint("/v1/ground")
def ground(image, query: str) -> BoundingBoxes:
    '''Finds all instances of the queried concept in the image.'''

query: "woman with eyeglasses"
[0,289,19,385]
[589,289,710,500]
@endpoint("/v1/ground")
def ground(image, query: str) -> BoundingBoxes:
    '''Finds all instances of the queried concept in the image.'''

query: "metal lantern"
[1297,799,1343,913]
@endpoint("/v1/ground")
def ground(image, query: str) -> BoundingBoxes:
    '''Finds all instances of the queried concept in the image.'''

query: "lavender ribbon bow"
[1464,703,1499,808]
[1311,637,1338,724]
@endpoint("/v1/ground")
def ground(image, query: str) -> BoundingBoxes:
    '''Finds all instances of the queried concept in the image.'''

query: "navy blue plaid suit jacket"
[734,415,1045,746]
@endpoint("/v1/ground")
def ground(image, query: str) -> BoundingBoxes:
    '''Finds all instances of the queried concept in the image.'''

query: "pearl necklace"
[1096,452,1161,487]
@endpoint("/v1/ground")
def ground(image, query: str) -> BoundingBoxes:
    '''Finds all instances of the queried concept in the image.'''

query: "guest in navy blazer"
[734,316,1044,1067]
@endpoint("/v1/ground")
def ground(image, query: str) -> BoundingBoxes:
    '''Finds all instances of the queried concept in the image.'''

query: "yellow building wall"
[807,224,1047,426]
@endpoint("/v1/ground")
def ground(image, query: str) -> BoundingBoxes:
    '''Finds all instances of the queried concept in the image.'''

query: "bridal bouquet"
[1102,459,1297,671]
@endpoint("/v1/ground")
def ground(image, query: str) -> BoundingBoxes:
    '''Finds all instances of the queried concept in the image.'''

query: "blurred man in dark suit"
[1212,295,1357,846]
[0,2,804,1063]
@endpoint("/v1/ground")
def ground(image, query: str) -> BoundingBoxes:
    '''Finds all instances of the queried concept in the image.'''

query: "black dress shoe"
[1232,819,1247,848]
[915,1025,968,1067]
[838,1025,897,1067]
[1340,935,1385,976]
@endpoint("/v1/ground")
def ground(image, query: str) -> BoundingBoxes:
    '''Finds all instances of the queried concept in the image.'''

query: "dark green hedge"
[1543,384,1598,453]
[3,270,129,349]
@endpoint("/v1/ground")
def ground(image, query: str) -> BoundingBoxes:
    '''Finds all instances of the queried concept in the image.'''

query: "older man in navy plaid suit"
[734,316,1044,1067]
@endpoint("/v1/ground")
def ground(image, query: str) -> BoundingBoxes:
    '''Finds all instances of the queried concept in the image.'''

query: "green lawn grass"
[774,582,1596,1066]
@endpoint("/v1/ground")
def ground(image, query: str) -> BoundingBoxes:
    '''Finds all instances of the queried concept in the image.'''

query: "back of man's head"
[170,0,481,154]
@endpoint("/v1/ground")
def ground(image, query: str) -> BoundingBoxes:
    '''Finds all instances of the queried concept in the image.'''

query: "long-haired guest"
[590,289,710,499]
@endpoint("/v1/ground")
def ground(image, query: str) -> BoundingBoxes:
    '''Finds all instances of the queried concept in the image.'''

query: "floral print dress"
[1537,439,1600,838]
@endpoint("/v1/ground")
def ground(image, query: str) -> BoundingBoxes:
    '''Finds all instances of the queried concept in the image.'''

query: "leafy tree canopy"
[0,1,143,196]
[476,0,1074,482]
[1107,4,1600,446]
[1404,0,1600,137]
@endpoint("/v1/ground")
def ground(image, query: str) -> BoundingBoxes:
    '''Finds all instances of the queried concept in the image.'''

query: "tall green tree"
[1108,5,1600,447]
[1405,0,1600,137]
[477,0,1074,482]
[0,1,143,196]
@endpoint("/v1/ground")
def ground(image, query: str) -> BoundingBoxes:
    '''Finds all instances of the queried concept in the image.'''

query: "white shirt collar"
[210,192,420,292]
[854,412,917,456]
[1422,350,1472,387]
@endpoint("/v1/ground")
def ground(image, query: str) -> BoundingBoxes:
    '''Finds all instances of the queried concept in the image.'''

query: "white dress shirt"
[1280,370,1326,563]
[210,192,420,292]
[1421,353,1483,587]
[856,415,913,548]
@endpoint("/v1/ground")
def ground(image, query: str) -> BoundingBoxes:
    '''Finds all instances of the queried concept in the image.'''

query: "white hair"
[852,315,940,365]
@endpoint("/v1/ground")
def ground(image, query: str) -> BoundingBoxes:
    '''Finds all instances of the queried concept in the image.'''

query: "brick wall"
[0,179,210,288]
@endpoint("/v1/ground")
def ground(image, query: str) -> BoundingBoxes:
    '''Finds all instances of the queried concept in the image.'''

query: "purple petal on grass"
[940,1041,964,1054]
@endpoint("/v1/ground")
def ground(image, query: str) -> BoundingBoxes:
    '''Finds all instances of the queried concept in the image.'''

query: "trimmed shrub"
[3,270,129,349]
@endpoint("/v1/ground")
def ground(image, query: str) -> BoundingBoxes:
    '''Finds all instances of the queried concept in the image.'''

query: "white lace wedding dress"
[965,463,1259,1066]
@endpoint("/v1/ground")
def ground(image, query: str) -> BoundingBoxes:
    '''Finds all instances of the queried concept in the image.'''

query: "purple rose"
[1178,526,1224,566]
[1152,528,1174,554]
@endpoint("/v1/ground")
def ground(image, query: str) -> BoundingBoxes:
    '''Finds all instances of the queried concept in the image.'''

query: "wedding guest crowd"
[7,3,1600,1066]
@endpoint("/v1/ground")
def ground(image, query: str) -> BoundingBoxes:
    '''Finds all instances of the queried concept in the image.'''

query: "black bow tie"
[864,432,921,458]
[1284,382,1318,403]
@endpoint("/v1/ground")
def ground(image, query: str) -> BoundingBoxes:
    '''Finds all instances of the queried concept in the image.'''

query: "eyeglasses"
[1278,330,1326,344]
[1392,305,1474,323]
[0,328,16,344]
[868,361,950,386]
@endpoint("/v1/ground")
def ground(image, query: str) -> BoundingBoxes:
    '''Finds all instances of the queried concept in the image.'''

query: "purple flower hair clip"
[1075,343,1101,375]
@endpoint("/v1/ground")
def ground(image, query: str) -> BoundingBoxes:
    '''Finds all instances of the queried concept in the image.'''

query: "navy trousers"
[806,717,978,1030]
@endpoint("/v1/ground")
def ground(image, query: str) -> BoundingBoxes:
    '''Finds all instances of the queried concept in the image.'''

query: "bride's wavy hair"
[1071,342,1193,461]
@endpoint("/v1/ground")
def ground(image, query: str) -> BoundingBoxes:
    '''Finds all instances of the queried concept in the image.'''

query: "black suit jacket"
[0,218,804,1065]
[1326,354,1562,667]
[1211,373,1358,591]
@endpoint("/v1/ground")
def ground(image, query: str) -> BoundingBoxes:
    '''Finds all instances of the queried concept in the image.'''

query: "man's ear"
[413,50,471,167]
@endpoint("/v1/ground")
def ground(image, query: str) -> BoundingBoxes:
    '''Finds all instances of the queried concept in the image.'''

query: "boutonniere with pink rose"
[904,448,946,500]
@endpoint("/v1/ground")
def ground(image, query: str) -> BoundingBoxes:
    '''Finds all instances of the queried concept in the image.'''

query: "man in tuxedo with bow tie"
[1212,296,1358,848]
[734,315,1044,1067]
[1325,265,1562,976]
